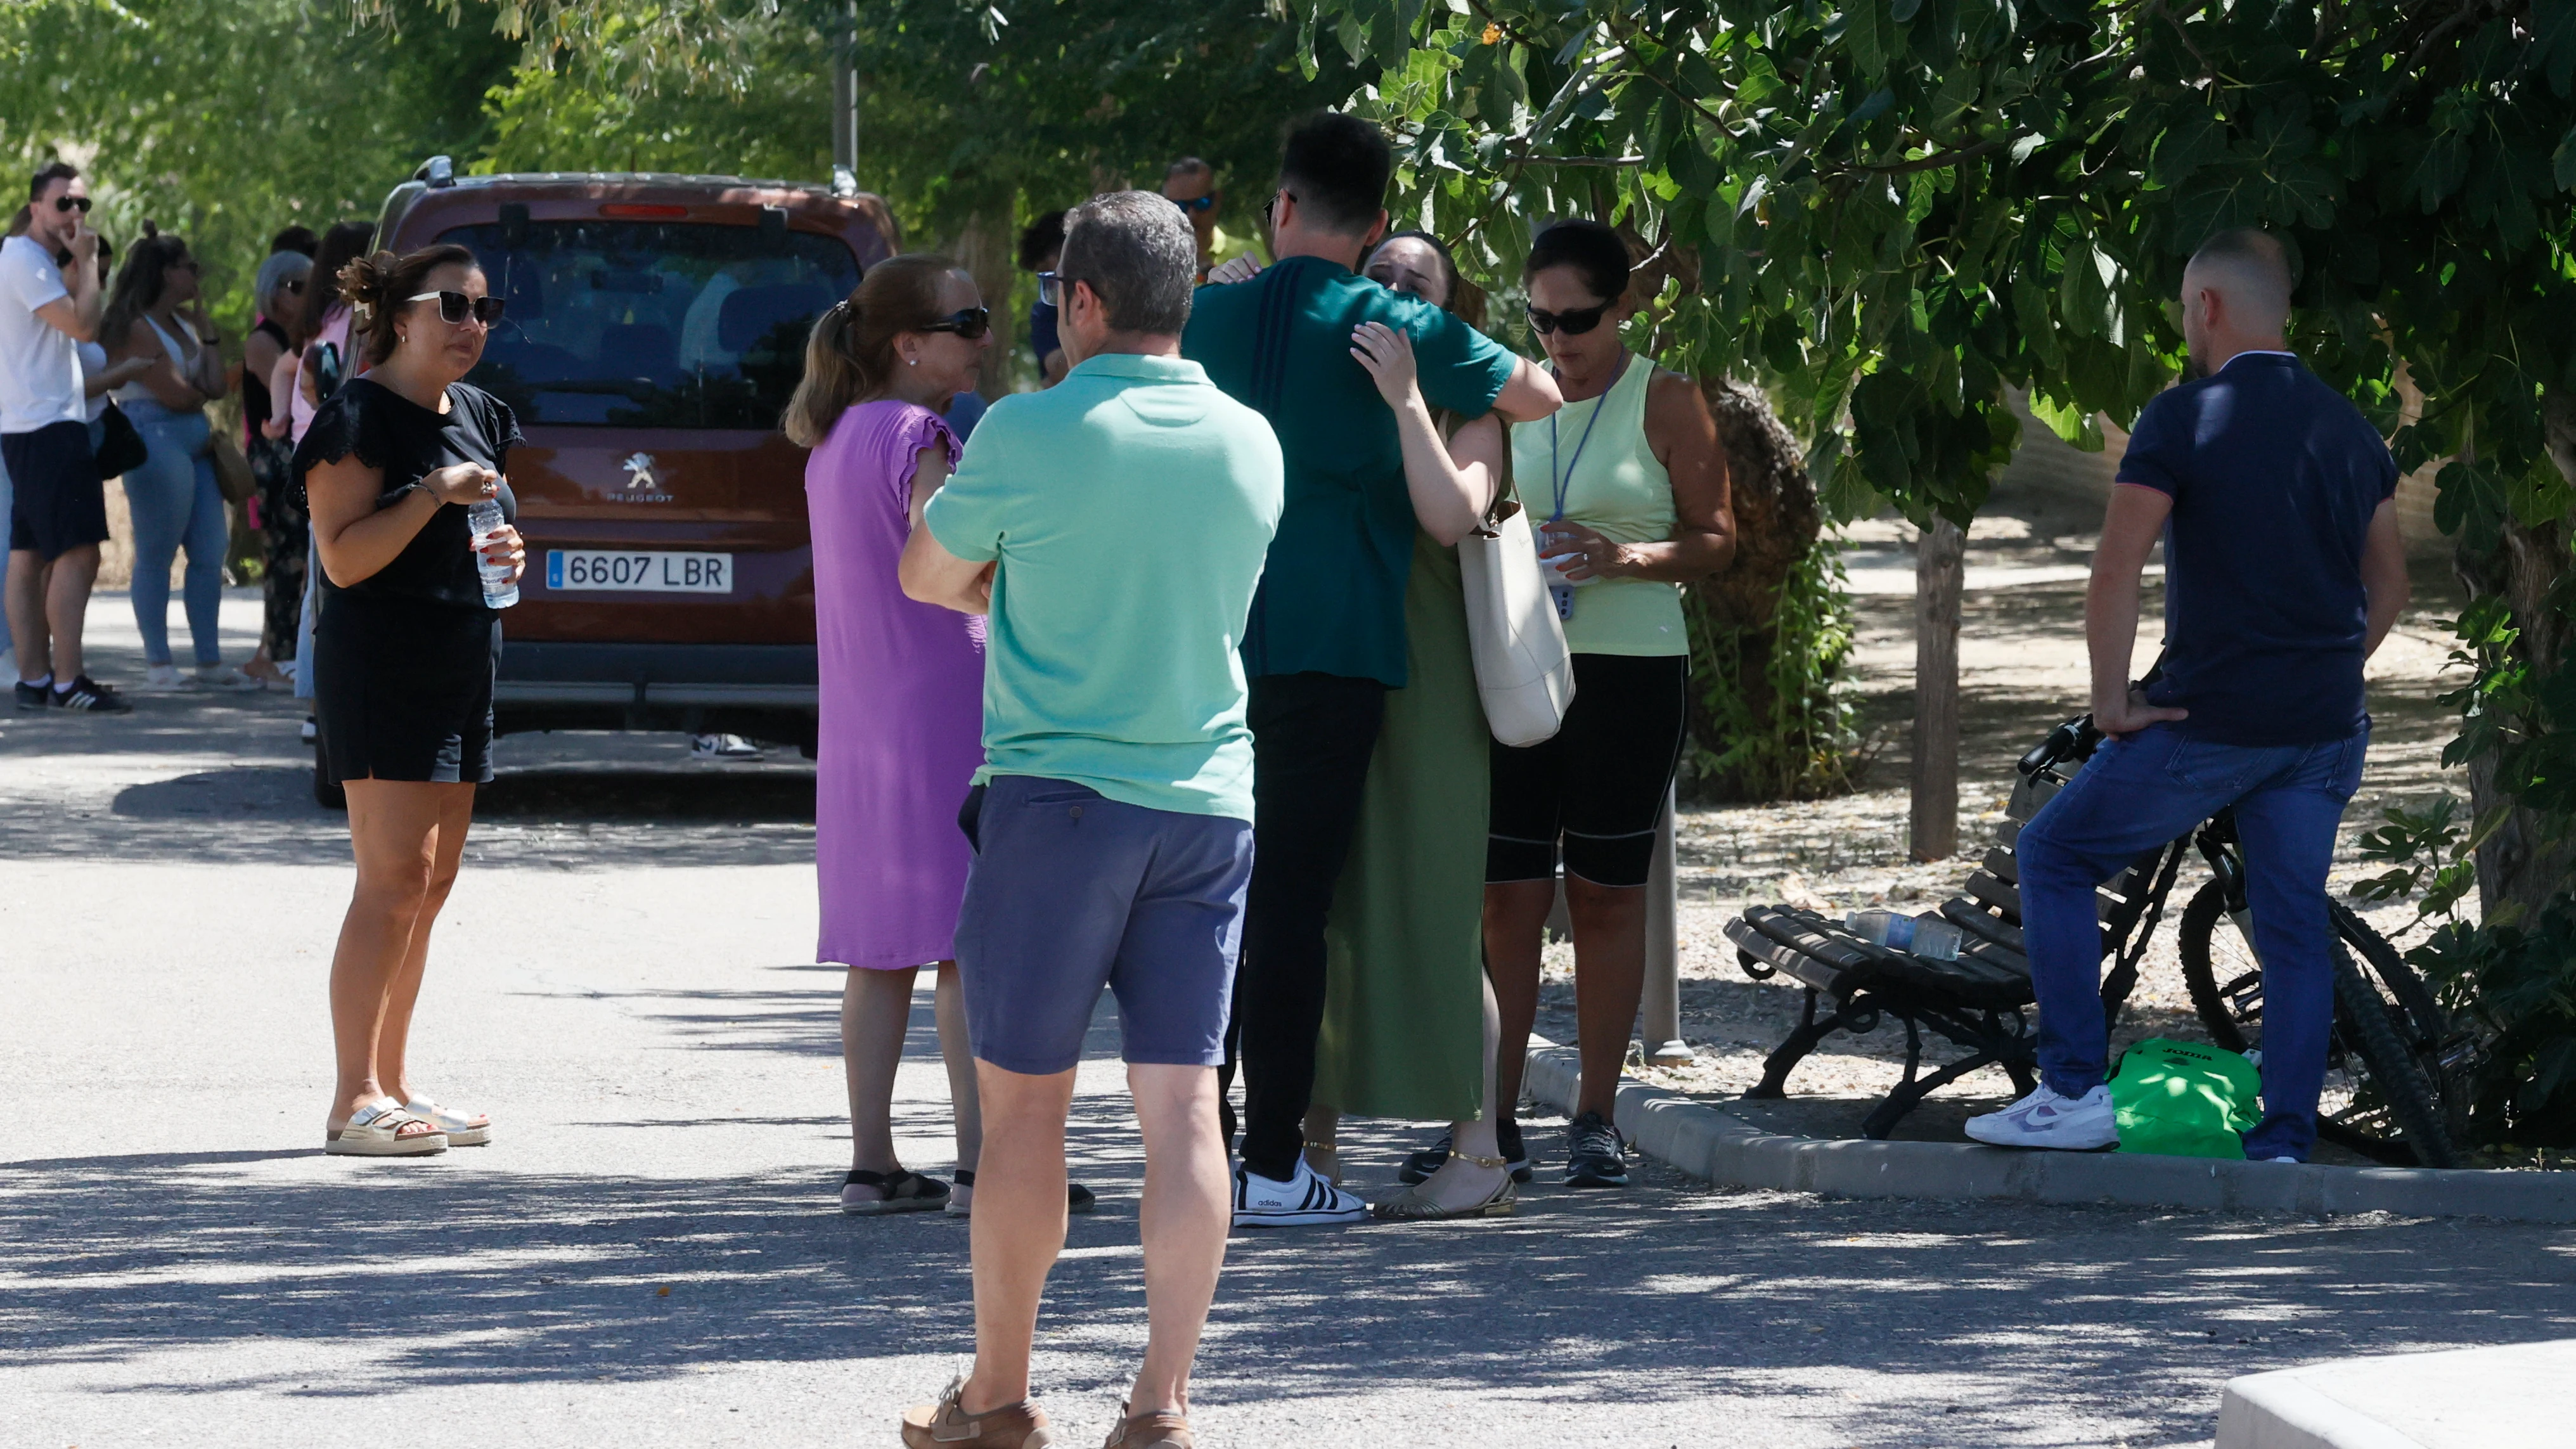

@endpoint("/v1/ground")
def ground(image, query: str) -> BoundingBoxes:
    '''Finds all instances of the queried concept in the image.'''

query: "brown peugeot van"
[366,156,894,759]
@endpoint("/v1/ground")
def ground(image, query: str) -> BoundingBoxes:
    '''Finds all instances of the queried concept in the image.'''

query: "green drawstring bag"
[2108,1037,2261,1159]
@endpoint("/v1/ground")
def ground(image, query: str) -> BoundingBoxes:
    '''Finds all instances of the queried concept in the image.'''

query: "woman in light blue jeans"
[102,231,243,688]
[121,404,228,673]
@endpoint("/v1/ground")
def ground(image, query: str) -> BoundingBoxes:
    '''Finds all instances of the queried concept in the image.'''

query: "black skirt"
[314,589,499,786]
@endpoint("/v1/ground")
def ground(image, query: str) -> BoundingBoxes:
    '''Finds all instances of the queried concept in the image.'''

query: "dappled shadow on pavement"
[4,1111,2573,1446]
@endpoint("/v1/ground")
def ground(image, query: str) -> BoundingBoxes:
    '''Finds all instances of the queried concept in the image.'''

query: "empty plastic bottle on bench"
[1843,909,1964,961]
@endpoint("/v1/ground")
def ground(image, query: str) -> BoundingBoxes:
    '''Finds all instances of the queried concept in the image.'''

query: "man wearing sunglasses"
[3,161,127,713]
[1181,112,1560,1228]
[1161,157,1263,285]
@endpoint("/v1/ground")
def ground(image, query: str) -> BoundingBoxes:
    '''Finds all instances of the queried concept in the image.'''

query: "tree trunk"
[2459,387,2576,922]
[945,193,1017,401]
[1910,517,1966,861]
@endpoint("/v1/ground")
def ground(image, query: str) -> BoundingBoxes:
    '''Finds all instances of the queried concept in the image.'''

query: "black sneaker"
[1397,1120,1535,1186]
[52,676,131,713]
[13,679,49,711]
[1564,1110,1629,1188]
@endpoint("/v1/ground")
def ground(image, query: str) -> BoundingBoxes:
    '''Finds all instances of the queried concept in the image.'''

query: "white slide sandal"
[403,1098,491,1147]
[325,1102,448,1157]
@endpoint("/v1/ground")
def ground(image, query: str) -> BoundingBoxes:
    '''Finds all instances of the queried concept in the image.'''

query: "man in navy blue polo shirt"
[1967,228,2411,1163]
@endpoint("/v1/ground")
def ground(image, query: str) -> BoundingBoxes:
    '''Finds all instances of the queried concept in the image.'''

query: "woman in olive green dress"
[1302,232,1519,1220]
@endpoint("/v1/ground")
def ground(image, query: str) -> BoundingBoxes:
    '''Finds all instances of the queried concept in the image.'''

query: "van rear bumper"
[493,641,818,745]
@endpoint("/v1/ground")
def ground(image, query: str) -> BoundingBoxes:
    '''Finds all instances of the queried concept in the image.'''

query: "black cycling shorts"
[1486,653,1689,889]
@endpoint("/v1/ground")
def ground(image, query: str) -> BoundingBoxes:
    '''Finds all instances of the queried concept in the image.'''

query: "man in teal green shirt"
[898,190,1281,1449]
[1180,111,1561,1224]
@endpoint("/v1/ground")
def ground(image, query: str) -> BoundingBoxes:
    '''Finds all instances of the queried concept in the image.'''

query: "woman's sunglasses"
[918,306,991,340]
[1170,194,1217,214]
[282,278,307,295]
[404,290,507,326]
[1527,301,1613,337]
[50,194,91,214]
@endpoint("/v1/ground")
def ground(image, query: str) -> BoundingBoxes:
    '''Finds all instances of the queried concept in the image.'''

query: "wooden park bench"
[1720,717,2191,1140]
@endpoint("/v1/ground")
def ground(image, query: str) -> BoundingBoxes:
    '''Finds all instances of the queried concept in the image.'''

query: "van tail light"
[600,203,690,219]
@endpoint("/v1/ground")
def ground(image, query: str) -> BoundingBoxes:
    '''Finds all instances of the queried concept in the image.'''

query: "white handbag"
[1457,489,1575,747]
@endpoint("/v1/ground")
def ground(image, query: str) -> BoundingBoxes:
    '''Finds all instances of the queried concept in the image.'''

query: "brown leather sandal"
[901,1374,1055,1448]
[1101,1403,1192,1449]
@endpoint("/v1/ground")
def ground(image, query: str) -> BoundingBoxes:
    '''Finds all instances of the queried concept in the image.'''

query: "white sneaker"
[692,732,763,760]
[138,663,188,691]
[1964,1084,2119,1150]
[193,664,261,692]
[1232,1158,1369,1228]
[299,715,318,745]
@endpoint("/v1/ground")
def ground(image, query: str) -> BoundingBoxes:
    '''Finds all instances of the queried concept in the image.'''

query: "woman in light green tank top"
[1480,220,1738,1188]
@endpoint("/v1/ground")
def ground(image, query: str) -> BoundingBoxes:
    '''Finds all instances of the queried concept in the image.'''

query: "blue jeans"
[123,408,226,667]
[2017,722,2367,1161]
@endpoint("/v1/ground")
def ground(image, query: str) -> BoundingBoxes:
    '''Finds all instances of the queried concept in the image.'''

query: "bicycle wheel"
[2177,880,2258,1053]
[2329,899,2445,1050]
[2328,944,2459,1168]
[2176,881,2459,1166]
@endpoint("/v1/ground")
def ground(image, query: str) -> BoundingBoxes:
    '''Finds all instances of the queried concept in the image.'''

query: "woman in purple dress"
[786,255,996,1214]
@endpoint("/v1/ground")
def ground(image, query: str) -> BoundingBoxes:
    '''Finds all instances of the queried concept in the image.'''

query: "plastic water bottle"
[465,499,519,609]
[1844,908,1965,961]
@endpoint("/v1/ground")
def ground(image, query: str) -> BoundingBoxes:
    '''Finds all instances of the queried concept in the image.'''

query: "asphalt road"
[3,592,2571,1448]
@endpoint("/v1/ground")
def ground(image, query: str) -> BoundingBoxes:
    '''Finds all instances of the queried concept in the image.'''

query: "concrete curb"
[2213,1338,2576,1448]
[2216,1374,2429,1449]
[1519,1043,2576,1223]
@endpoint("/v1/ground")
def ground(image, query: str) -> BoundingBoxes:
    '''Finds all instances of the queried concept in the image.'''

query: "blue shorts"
[955,775,1254,1076]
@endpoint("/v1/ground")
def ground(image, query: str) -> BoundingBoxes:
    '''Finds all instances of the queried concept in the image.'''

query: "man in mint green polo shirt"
[1181,110,1561,1226]
[896,190,1281,1449]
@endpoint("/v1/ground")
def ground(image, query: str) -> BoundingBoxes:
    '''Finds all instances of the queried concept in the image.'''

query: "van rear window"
[441,220,860,430]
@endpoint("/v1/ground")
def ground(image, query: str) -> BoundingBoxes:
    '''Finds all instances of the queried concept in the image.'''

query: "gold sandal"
[1370,1149,1517,1220]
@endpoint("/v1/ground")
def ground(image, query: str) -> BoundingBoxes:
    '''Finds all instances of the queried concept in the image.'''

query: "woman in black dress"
[293,243,524,1157]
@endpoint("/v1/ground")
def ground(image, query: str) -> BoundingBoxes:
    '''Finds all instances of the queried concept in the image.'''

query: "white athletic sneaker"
[139,663,188,691]
[692,732,763,760]
[1964,1084,2119,1150]
[1232,1158,1368,1228]
[193,664,261,692]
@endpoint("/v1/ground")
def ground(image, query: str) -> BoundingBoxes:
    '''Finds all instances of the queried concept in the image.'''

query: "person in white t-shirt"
[3,162,127,713]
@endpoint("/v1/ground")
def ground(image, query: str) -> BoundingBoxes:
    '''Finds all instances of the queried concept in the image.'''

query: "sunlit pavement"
[3,591,2572,1447]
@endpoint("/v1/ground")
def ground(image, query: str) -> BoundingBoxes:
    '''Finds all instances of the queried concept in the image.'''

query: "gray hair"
[254,249,312,311]
[1060,190,1195,337]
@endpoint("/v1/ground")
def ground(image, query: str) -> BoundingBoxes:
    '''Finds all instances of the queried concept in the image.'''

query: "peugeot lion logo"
[619,452,673,503]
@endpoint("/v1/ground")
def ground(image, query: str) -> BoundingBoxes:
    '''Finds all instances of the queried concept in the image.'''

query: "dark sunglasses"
[1036,272,1077,308]
[918,306,991,340]
[1264,189,1297,226]
[282,278,307,295]
[1527,300,1613,337]
[404,290,506,326]
[50,194,91,214]
[1170,194,1217,214]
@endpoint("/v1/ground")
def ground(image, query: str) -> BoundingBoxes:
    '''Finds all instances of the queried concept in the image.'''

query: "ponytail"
[782,253,959,447]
